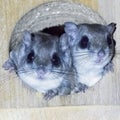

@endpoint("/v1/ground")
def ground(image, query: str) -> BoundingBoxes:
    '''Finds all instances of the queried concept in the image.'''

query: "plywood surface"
[0,106,120,120]
[0,0,120,108]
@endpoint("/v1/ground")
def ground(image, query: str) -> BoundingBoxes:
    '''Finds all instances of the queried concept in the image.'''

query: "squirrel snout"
[97,49,105,58]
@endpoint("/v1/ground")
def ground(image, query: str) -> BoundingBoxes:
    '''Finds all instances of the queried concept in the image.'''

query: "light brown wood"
[0,0,120,109]
[0,106,120,120]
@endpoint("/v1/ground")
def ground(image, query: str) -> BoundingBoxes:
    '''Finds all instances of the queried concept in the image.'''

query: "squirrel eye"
[79,36,89,49]
[27,50,35,63]
[51,53,61,67]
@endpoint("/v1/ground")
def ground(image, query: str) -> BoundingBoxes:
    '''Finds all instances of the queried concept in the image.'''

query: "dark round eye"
[51,53,61,67]
[27,50,35,63]
[79,36,89,49]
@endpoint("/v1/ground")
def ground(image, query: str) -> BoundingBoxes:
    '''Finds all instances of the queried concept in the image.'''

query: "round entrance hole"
[10,1,105,50]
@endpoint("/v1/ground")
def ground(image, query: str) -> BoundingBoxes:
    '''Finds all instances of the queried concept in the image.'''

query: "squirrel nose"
[98,49,105,58]
[37,65,46,76]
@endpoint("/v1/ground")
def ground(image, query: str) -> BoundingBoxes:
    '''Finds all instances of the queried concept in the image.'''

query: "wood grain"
[0,0,120,109]
[0,106,120,120]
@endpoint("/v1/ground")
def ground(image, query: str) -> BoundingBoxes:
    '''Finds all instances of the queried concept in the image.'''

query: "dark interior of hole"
[9,25,65,52]
[41,25,65,37]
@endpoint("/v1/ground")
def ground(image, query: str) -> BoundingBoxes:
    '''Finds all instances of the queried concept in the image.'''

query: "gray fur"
[3,31,75,100]
[64,22,116,92]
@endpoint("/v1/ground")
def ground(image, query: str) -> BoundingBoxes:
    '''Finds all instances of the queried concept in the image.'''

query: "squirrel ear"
[22,30,32,47]
[64,22,78,39]
[59,34,69,52]
[107,23,116,35]
[59,34,72,67]
[2,52,16,72]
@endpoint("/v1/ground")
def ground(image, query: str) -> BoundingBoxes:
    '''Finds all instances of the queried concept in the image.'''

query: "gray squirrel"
[62,22,116,92]
[3,31,75,100]
[3,22,116,99]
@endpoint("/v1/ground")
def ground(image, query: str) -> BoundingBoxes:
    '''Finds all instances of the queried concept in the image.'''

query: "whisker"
[73,53,88,57]
[51,69,76,75]
[71,50,120,57]
[15,67,77,77]
[15,69,33,74]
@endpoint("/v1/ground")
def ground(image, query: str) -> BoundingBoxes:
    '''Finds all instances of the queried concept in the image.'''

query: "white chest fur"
[75,60,103,87]
[19,73,63,93]
[77,68,103,87]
